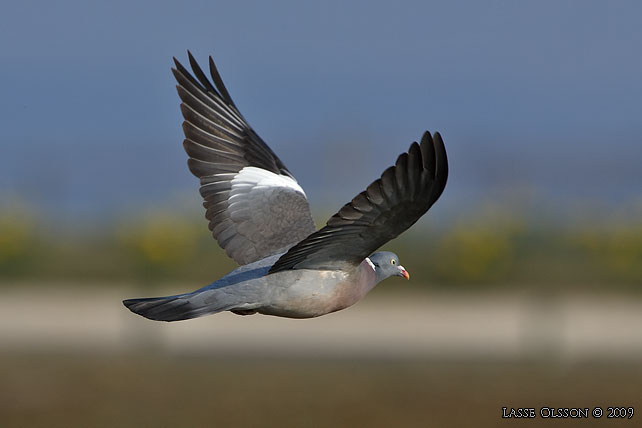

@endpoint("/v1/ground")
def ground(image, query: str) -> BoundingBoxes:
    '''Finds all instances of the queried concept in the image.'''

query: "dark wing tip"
[186,49,196,63]
[419,131,436,174]
[432,131,448,176]
[208,55,236,108]
[426,130,448,204]
[187,51,217,94]
[176,51,238,110]
[269,131,449,273]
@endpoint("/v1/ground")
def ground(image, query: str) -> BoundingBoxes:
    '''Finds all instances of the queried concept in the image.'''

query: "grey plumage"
[173,52,316,265]
[124,254,279,321]
[123,53,448,322]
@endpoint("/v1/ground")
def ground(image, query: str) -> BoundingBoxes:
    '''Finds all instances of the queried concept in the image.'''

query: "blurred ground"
[0,280,642,362]
[2,354,641,428]
[2,284,642,360]
[1,284,641,427]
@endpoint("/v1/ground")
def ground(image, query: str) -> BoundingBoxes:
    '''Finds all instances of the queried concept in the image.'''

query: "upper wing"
[269,131,448,273]
[172,52,316,265]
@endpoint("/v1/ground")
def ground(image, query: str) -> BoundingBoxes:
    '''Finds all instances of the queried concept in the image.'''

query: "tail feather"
[123,292,233,322]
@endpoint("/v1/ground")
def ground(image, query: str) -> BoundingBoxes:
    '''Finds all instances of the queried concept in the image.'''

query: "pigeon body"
[125,254,398,320]
[123,53,448,321]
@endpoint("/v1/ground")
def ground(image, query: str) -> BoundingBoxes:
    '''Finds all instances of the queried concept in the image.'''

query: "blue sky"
[2,0,641,223]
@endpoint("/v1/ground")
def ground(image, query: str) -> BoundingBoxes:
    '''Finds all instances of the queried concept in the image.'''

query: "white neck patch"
[365,257,376,271]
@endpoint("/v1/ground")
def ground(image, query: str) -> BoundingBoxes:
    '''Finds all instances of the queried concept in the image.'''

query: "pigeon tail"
[123,292,235,322]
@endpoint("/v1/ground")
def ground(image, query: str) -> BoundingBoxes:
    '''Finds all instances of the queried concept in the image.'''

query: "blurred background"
[1,0,641,426]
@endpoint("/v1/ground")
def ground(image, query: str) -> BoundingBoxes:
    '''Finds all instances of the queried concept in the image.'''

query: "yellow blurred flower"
[118,214,200,266]
[605,224,642,279]
[0,213,34,262]
[437,224,513,282]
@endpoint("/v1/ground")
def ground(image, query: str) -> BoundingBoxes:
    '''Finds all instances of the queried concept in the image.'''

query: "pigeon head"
[367,251,410,283]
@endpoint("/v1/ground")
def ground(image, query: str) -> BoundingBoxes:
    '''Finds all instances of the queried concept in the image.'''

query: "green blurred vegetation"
[0,203,641,291]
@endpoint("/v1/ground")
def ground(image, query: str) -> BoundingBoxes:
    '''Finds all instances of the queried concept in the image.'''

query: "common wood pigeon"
[123,52,448,321]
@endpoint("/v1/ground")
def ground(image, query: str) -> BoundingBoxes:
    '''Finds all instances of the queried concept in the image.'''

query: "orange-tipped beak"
[398,266,410,280]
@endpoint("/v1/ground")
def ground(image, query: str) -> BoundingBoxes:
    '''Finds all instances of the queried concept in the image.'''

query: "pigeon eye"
[391,259,396,265]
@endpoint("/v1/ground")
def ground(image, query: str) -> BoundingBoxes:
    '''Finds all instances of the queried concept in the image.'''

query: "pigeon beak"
[398,266,410,280]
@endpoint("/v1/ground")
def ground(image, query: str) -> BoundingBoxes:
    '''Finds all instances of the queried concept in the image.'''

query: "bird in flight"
[123,52,448,321]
